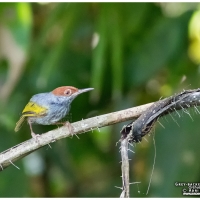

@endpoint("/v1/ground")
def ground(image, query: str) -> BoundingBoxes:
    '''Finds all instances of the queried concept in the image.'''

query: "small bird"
[15,86,93,140]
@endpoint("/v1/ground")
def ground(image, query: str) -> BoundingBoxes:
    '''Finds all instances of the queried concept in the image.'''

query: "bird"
[15,86,94,140]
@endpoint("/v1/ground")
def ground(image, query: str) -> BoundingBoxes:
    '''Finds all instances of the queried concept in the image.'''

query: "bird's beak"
[72,88,94,98]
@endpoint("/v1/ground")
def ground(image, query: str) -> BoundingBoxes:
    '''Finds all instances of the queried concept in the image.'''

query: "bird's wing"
[22,101,48,117]
[15,102,48,132]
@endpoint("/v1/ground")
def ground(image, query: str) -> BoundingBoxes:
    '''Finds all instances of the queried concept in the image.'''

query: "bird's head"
[51,86,93,102]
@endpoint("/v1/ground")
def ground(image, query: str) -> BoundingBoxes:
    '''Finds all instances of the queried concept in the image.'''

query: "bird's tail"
[15,115,26,132]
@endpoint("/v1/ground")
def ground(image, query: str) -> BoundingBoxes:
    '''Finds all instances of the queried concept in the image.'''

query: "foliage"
[0,2,200,197]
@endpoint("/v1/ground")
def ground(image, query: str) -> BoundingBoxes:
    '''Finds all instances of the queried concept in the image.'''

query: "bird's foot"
[31,132,40,142]
[64,121,79,139]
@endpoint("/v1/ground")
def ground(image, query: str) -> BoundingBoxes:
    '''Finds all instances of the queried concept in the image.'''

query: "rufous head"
[52,86,78,97]
[51,86,93,98]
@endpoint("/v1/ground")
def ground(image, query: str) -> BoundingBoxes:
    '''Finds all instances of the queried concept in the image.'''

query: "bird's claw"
[31,132,40,142]
[64,122,79,139]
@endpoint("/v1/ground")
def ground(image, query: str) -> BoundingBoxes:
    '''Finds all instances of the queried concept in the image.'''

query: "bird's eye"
[64,89,72,96]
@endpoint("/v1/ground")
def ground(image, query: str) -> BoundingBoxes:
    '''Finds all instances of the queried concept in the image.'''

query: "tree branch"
[120,138,130,198]
[118,88,200,197]
[0,102,153,171]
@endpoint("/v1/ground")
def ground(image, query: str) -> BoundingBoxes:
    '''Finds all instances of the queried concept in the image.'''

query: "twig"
[120,138,129,198]
[146,132,156,195]
[0,102,153,171]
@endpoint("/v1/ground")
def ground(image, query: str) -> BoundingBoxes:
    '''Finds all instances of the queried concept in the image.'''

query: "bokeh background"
[0,2,200,197]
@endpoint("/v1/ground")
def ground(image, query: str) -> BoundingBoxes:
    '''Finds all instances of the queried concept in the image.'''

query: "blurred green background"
[0,2,200,197]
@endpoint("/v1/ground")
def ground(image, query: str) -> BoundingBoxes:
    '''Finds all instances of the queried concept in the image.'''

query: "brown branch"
[0,102,153,171]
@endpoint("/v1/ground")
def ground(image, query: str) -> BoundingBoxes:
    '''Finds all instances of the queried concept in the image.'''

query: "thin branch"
[121,88,200,143]
[0,102,153,171]
[146,132,156,195]
[120,138,129,198]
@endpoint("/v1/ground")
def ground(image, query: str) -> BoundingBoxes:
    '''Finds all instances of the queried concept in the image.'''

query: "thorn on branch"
[115,186,123,190]
[46,143,52,150]
[9,160,20,170]
[129,181,141,185]
[97,127,100,132]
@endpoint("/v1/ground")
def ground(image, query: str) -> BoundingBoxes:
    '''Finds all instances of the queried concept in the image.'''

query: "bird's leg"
[54,121,78,138]
[65,121,79,139]
[28,120,40,141]
[65,121,74,134]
